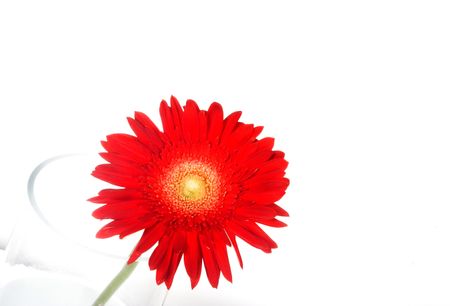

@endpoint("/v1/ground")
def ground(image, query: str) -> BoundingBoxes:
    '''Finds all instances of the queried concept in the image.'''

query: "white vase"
[0,154,167,306]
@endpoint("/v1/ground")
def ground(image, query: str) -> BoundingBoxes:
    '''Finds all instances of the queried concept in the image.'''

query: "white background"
[1,1,450,305]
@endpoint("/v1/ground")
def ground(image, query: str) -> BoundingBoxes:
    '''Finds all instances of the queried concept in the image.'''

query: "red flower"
[90,97,289,289]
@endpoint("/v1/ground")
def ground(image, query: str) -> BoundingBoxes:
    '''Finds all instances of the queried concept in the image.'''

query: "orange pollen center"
[162,161,220,214]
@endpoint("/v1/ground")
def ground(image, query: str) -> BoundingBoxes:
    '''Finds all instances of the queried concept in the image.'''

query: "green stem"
[92,261,138,306]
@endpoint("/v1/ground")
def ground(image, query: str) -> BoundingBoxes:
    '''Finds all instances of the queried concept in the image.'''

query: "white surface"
[1,1,450,305]
[0,250,125,306]
[0,276,125,306]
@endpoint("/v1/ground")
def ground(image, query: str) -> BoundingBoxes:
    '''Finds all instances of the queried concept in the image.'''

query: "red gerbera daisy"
[89,96,289,289]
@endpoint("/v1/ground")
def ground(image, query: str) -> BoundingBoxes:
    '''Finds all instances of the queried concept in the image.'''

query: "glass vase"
[0,154,167,306]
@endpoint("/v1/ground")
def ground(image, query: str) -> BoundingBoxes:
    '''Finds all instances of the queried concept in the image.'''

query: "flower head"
[90,97,289,289]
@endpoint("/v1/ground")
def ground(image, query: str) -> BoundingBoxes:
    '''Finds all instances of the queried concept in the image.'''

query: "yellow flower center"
[180,174,206,201]
[161,160,221,214]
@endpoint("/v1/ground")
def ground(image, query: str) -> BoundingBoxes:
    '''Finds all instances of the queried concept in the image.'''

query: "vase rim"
[27,153,142,262]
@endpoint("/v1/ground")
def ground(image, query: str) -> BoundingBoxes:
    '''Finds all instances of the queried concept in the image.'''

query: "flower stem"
[92,261,138,306]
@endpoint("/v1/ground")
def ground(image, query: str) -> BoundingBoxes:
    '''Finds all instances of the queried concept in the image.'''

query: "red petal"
[240,189,286,204]
[242,149,274,170]
[182,100,200,143]
[96,219,128,238]
[172,229,186,253]
[235,205,277,220]
[164,251,182,289]
[198,110,208,142]
[215,229,231,246]
[94,163,144,178]
[226,124,256,150]
[199,233,220,288]
[227,220,277,253]
[103,134,152,163]
[207,102,224,144]
[232,141,260,163]
[128,222,167,263]
[170,96,184,142]
[184,231,202,289]
[127,117,162,153]
[255,137,275,151]
[88,188,143,204]
[134,111,160,132]
[256,218,287,228]
[272,204,290,217]
[98,152,140,169]
[96,216,157,239]
[91,167,142,189]
[155,241,173,285]
[148,234,171,269]
[92,201,148,219]
[226,231,243,268]
[243,177,289,191]
[134,111,166,146]
[118,217,158,239]
[243,172,288,188]
[251,126,264,140]
[272,150,285,159]
[220,111,242,144]
[159,100,176,142]
[212,231,232,283]
[258,158,289,175]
